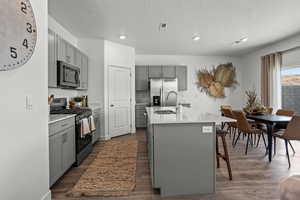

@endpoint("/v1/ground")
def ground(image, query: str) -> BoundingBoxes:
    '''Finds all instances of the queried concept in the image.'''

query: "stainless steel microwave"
[57,61,80,88]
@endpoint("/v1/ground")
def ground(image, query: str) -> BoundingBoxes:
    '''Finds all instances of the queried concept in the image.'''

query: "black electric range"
[50,98,93,166]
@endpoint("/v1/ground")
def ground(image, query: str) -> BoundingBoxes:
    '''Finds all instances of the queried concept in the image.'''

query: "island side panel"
[153,123,216,197]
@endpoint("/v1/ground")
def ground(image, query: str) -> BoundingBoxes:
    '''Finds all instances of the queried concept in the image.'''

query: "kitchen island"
[145,106,234,197]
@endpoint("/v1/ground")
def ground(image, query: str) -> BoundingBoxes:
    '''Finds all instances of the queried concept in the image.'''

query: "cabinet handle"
[61,123,68,127]
[110,104,114,107]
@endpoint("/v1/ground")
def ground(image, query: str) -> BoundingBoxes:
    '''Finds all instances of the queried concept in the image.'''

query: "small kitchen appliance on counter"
[50,98,93,166]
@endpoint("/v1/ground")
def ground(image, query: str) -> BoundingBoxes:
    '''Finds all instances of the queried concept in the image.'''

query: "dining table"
[246,114,292,162]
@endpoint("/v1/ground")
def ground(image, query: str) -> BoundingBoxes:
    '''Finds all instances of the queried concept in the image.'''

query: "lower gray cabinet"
[49,133,63,186]
[62,128,76,172]
[135,105,147,128]
[92,108,101,144]
[49,117,75,187]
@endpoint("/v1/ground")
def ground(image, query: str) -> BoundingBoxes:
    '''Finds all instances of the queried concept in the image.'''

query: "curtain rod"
[280,45,300,54]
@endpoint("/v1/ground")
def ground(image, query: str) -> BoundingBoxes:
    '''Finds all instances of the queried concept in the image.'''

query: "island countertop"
[146,106,235,125]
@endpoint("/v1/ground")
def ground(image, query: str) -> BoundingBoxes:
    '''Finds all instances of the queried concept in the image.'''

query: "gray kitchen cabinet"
[75,49,82,68]
[49,30,89,89]
[48,29,57,88]
[135,104,147,128]
[92,108,101,144]
[135,66,149,91]
[148,65,162,78]
[57,36,75,65]
[49,117,75,187]
[57,36,67,62]
[62,127,76,172]
[146,117,216,196]
[66,43,76,65]
[176,66,187,91]
[146,118,155,187]
[162,66,176,78]
[49,132,63,186]
[79,54,88,90]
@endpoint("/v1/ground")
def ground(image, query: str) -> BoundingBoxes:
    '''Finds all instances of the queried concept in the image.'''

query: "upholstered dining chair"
[276,109,295,117]
[221,107,237,143]
[232,110,267,154]
[272,116,300,168]
[273,109,295,156]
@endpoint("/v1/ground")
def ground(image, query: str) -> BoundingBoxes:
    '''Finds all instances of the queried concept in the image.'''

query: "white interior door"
[108,66,131,137]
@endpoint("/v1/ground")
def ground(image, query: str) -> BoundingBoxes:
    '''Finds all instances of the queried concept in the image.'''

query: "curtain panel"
[261,53,282,110]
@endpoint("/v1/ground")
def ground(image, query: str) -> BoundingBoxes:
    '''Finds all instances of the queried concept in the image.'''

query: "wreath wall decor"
[196,63,238,98]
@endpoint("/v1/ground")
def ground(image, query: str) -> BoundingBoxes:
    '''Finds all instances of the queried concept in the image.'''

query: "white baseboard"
[41,190,51,200]
[100,136,111,141]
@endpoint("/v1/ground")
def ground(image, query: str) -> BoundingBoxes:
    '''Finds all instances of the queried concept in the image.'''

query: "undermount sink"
[154,110,176,114]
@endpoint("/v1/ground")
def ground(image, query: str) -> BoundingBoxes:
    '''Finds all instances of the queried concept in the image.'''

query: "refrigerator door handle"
[160,87,163,106]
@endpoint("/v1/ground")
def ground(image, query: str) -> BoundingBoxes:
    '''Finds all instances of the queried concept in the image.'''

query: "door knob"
[110,104,114,107]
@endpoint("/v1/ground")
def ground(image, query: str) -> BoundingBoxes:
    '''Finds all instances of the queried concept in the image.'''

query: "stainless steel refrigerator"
[150,78,178,106]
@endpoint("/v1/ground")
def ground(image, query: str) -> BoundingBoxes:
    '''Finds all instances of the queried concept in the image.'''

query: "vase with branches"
[243,88,267,115]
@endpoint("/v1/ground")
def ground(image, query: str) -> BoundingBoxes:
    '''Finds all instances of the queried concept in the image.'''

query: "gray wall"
[282,86,300,115]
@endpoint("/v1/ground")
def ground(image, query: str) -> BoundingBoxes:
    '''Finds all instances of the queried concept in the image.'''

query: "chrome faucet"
[166,91,178,106]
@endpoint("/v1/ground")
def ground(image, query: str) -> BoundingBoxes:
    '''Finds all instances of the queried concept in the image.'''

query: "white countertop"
[146,106,235,125]
[48,114,76,124]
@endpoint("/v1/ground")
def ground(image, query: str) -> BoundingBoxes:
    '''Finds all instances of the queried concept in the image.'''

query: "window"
[281,66,300,114]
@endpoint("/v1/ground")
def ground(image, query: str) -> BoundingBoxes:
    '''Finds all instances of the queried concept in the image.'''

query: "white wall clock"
[0,0,37,71]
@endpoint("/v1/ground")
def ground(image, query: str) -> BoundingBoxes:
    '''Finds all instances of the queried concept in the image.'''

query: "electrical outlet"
[202,126,213,133]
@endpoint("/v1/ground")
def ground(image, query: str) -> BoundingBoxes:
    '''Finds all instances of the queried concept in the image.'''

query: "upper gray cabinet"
[162,66,176,78]
[79,54,88,90]
[48,29,57,88]
[176,66,187,91]
[75,49,82,68]
[148,65,162,78]
[135,66,148,91]
[48,29,89,90]
[57,35,75,65]
[66,43,76,65]
[135,65,188,91]
[57,36,67,62]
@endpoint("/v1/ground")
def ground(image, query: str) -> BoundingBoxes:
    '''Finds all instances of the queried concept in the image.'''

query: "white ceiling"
[48,0,300,56]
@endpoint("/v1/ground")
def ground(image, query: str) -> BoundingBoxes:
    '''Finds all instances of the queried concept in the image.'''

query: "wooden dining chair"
[232,110,267,154]
[216,128,233,180]
[272,116,300,168]
[255,107,273,147]
[221,107,237,143]
[273,109,295,156]
[276,109,295,117]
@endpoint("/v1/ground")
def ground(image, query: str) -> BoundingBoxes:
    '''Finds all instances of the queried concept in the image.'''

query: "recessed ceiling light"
[119,35,127,40]
[240,37,248,42]
[233,37,248,45]
[192,35,201,41]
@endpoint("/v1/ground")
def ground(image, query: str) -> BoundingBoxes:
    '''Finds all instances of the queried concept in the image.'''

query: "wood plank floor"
[51,128,300,200]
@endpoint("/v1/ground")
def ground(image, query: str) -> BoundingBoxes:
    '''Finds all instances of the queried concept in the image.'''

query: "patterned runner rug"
[68,139,138,197]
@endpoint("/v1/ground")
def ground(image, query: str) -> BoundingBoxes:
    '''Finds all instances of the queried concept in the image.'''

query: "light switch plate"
[202,126,213,133]
[26,95,33,111]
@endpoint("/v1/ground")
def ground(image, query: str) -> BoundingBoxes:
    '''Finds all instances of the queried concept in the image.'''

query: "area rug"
[68,139,138,197]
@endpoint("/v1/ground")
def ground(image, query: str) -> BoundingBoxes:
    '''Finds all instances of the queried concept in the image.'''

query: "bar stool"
[216,128,233,180]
